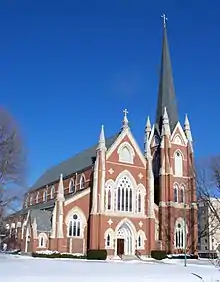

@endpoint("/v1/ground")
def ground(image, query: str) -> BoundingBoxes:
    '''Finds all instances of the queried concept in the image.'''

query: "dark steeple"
[155,15,178,133]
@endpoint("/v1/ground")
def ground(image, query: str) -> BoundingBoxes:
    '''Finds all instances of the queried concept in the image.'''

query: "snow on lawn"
[0,254,219,282]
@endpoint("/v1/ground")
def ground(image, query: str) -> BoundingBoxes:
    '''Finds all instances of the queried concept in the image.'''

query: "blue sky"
[0,0,219,187]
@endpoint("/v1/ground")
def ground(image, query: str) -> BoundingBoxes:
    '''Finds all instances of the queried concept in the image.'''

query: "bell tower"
[149,15,197,254]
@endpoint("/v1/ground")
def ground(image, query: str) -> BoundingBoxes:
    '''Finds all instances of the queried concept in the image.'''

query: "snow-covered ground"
[0,254,219,282]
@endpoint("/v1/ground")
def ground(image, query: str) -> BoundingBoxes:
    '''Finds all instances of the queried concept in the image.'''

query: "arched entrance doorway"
[115,221,135,256]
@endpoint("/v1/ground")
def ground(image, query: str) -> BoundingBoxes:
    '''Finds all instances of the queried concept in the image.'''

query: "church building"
[5,20,198,259]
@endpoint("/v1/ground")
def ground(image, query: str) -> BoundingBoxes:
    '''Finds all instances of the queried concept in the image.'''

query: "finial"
[184,114,190,128]
[146,116,151,129]
[57,172,65,202]
[122,109,129,129]
[162,107,171,136]
[184,114,192,142]
[97,124,106,150]
[161,13,168,27]
[163,107,169,121]
[145,116,151,136]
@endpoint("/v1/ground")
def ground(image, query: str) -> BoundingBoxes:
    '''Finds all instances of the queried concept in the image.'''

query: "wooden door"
[117,239,124,256]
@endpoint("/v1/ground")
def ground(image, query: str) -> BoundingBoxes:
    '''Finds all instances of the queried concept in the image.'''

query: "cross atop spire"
[155,15,178,134]
[161,14,168,27]
[122,109,129,129]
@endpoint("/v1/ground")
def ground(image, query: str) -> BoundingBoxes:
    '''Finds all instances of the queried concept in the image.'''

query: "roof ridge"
[29,132,119,191]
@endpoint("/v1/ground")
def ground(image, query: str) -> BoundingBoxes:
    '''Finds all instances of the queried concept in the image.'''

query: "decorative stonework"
[108,168,114,175]
[139,221,143,228]
[108,219,113,226]
[138,173,143,179]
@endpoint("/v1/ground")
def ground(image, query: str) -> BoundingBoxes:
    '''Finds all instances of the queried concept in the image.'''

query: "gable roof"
[29,134,119,191]
[30,209,52,232]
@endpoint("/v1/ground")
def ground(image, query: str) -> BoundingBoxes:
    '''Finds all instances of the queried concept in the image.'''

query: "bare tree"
[196,157,220,258]
[158,182,198,255]
[0,107,26,236]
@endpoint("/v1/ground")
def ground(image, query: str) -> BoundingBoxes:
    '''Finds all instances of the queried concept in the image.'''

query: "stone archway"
[115,220,136,256]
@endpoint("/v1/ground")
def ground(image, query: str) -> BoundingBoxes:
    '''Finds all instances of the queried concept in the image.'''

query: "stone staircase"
[122,255,140,261]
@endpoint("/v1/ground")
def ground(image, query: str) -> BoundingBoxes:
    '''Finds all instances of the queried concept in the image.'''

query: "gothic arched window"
[68,214,81,237]
[80,175,85,190]
[51,185,55,199]
[174,151,183,176]
[69,179,75,193]
[38,233,47,248]
[118,142,134,164]
[138,235,142,247]
[43,191,47,202]
[116,175,133,212]
[174,219,186,249]
[174,184,178,203]
[36,192,39,204]
[106,234,110,247]
[136,184,145,214]
[104,229,114,249]
[137,231,145,249]
[180,186,185,204]
[105,182,113,211]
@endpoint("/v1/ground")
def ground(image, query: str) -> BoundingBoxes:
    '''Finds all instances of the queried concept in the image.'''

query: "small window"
[174,151,183,176]
[29,196,33,206]
[51,185,55,199]
[43,191,47,202]
[174,135,182,145]
[105,233,112,248]
[138,235,142,247]
[118,142,134,164]
[80,175,85,190]
[137,234,144,249]
[174,184,178,203]
[38,234,47,248]
[106,234,110,247]
[69,179,75,193]
[36,192,39,204]
[68,214,81,237]
[180,187,184,204]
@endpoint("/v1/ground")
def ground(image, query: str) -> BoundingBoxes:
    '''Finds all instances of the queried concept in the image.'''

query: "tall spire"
[155,14,178,134]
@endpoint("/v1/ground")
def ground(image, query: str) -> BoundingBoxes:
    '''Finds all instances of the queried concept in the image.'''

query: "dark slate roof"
[155,25,178,134]
[30,209,52,232]
[14,199,55,216]
[10,187,88,218]
[29,134,119,191]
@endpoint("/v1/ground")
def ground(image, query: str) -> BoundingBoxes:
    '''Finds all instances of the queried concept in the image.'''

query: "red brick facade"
[4,23,198,258]
[5,117,197,258]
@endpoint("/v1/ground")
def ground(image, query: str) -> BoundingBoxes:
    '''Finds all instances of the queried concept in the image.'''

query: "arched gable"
[115,217,137,235]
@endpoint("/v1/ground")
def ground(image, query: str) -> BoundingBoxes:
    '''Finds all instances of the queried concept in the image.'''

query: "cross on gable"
[123,109,129,117]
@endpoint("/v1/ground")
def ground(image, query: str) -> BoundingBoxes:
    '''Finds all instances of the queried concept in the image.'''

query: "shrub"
[32,252,86,259]
[168,254,198,260]
[87,249,107,260]
[151,250,167,260]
